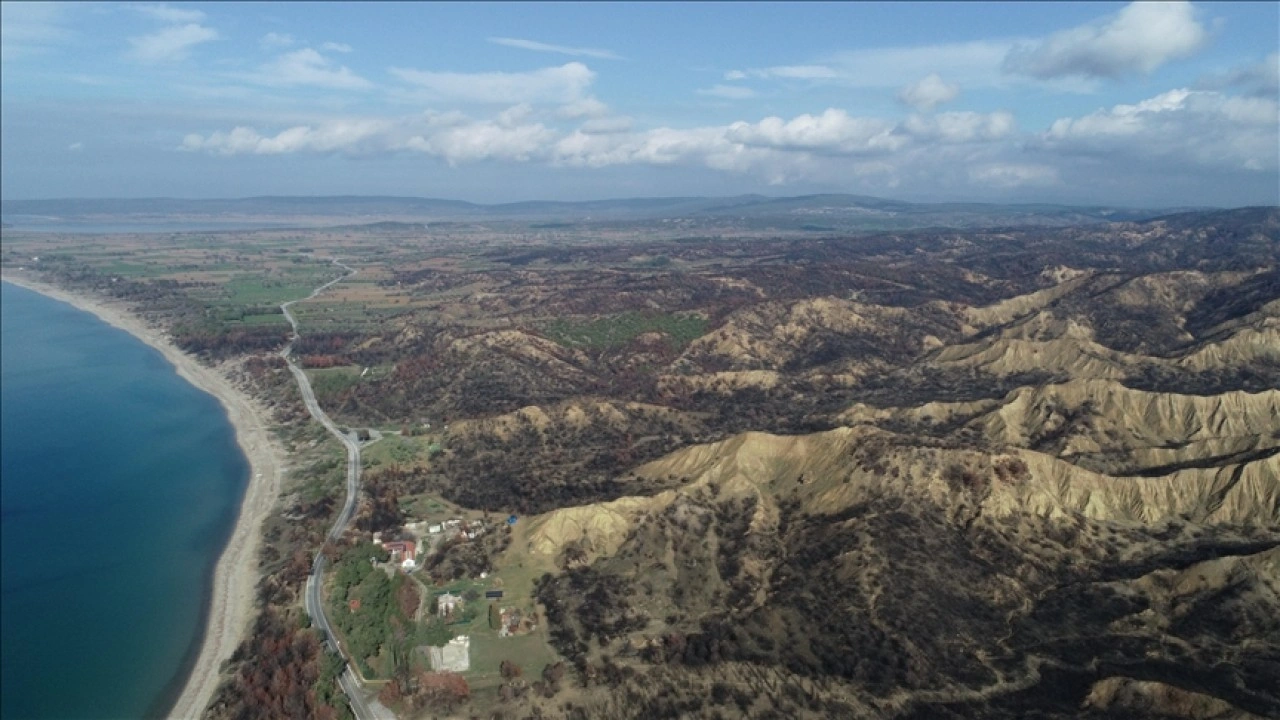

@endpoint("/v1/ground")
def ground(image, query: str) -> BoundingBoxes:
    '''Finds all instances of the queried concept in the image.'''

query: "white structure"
[428,635,471,672]
[436,592,462,617]
[428,524,443,534]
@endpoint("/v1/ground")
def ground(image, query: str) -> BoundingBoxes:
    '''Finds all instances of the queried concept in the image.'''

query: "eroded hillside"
[299,211,1280,719]
[8,206,1278,719]
[397,210,1277,719]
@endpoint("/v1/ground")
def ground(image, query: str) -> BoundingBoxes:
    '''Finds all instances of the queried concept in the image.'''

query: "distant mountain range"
[0,194,1228,231]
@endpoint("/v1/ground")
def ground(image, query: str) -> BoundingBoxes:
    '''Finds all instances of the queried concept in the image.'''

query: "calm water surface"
[1,282,248,719]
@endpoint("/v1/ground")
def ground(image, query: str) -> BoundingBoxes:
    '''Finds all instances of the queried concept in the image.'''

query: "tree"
[500,659,523,679]
[418,671,470,708]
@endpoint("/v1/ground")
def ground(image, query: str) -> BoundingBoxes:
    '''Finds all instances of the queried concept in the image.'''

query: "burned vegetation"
[8,207,1277,720]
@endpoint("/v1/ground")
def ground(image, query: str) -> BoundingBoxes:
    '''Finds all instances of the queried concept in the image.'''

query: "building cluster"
[405,517,488,543]
[371,532,418,571]
[495,606,537,638]
[370,516,489,577]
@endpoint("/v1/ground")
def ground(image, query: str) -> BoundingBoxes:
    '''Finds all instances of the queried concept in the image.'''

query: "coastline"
[0,274,281,720]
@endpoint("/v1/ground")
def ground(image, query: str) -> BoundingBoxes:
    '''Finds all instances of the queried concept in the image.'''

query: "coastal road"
[283,260,395,720]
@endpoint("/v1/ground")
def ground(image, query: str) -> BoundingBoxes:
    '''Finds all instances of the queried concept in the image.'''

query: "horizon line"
[0,192,1242,212]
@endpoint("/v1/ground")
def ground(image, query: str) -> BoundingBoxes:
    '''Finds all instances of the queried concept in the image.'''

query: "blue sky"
[2,1,1277,206]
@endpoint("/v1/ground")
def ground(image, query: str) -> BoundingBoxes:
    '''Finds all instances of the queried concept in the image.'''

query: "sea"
[0,282,249,720]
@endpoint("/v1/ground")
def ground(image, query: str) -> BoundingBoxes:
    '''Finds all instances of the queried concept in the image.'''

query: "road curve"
[282,260,394,720]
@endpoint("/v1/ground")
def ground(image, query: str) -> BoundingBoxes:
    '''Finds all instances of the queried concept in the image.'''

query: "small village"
[359,512,541,676]
[371,515,490,572]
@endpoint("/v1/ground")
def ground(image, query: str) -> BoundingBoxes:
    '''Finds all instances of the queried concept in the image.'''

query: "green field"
[363,433,438,468]
[219,271,333,305]
[467,630,559,689]
[543,311,707,349]
[230,312,289,326]
[306,365,364,395]
[397,492,453,521]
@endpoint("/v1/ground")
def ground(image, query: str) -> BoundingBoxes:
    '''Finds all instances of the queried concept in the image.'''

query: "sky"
[1,1,1277,207]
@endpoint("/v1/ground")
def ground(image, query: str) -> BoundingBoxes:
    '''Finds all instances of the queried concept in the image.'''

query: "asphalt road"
[283,260,394,720]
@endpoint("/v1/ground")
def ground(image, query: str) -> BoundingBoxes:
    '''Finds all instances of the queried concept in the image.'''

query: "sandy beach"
[1,274,282,720]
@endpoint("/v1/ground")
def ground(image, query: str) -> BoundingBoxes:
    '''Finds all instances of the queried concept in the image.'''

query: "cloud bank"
[1004,1,1207,79]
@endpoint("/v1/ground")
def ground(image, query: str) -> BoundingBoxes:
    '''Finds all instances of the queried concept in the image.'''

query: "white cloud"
[557,97,609,119]
[488,37,621,60]
[179,81,1273,202]
[1200,53,1279,99]
[127,3,205,23]
[1004,1,1207,79]
[408,121,557,165]
[182,104,990,179]
[495,104,535,127]
[260,32,294,50]
[726,109,906,155]
[897,74,959,111]
[579,116,633,135]
[390,62,595,104]
[903,111,1015,143]
[1042,88,1278,171]
[1,2,73,61]
[67,141,83,152]
[128,23,217,62]
[183,111,556,165]
[729,64,840,81]
[250,48,372,89]
[321,41,352,53]
[182,119,395,155]
[697,84,757,100]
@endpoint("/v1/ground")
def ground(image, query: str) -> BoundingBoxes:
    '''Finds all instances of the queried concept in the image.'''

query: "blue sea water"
[1,282,249,720]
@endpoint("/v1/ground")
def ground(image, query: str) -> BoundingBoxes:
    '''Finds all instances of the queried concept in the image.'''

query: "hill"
[0,193,1203,231]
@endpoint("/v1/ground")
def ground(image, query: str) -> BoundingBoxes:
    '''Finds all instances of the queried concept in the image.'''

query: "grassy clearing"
[306,365,364,397]
[398,492,454,521]
[467,630,559,689]
[543,311,707,349]
[363,434,436,469]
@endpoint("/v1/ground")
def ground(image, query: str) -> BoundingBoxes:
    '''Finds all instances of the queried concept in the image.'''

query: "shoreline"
[0,274,282,720]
